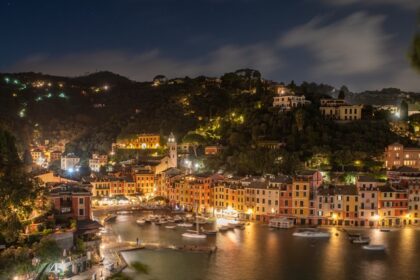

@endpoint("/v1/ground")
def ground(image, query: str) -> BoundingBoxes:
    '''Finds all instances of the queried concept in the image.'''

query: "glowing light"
[35,96,43,102]
[46,93,52,98]
[103,85,109,90]
[247,208,253,215]
[68,168,74,173]
[18,109,26,118]
[58,92,67,98]
[13,79,19,84]
[332,213,338,220]
[371,214,380,221]
[4,77,10,83]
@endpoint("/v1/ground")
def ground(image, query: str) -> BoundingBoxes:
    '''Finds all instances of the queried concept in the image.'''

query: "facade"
[31,149,44,162]
[115,133,161,149]
[48,183,92,221]
[204,145,223,155]
[273,94,310,110]
[408,181,420,224]
[61,153,81,171]
[378,184,408,227]
[319,98,363,121]
[88,154,108,172]
[50,150,62,162]
[385,143,420,170]
[134,170,156,196]
[171,174,214,213]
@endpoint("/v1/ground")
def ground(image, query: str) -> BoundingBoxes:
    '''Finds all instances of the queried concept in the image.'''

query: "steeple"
[167,132,177,168]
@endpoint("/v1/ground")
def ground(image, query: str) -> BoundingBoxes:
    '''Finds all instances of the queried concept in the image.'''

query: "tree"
[0,129,40,243]
[338,85,348,100]
[400,100,409,121]
[408,12,420,72]
[33,238,62,263]
[182,132,206,157]
[294,109,305,132]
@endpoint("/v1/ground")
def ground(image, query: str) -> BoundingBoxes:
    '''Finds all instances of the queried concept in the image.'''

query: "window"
[79,209,84,216]
[79,198,84,205]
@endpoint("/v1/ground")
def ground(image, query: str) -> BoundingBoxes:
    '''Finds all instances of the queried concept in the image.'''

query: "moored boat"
[136,219,146,225]
[201,228,217,235]
[165,225,176,229]
[363,244,386,251]
[219,225,230,232]
[293,228,330,238]
[182,230,207,239]
[269,218,294,229]
[177,222,193,228]
[352,236,370,244]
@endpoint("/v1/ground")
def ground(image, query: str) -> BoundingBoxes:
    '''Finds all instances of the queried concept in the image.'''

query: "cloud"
[279,12,390,77]
[7,44,282,81]
[321,0,420,10]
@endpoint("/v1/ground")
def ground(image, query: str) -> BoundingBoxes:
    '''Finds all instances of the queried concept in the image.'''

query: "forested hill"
[0,69,415,175]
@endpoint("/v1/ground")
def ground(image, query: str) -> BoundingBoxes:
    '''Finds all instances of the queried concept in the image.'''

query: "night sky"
[1,0,419,91]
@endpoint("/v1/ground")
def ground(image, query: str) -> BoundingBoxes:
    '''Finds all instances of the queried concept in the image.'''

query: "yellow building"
[292,178,311,224]
[134,170,156,196]
[320,99,363,121]
[115,133,160,149]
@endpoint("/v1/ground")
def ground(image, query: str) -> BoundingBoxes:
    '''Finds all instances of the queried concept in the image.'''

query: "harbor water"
[105,213,420,280]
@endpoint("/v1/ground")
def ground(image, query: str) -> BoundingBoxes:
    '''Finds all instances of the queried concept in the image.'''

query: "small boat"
[352,236,370,244]
[177,223,193,228]
[226,224,235,230]
[201,228,218,235]
[347,233,361,240]
[136,219,146,225]
[218,225,230,232]
[293,228,330,238]
[363,245,386,251]
[173,216,183,223]
[269,218,294,229]
[182,230,207,239]
[155,220,168,225]
[165,225,176,229]
[380,229,391,232]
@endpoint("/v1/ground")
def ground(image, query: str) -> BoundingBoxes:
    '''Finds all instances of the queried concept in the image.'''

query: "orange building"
[378,184,409,226]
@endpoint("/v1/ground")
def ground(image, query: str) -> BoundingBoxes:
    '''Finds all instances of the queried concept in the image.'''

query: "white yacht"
[177,222,193,228]
[352,236,370,244]
[293,228,330,238]
[136,219,146,225]
[269,218,294,229]
[182,229,207,239]
[363,244,386,251]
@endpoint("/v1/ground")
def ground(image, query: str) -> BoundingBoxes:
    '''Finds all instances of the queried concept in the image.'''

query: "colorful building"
[48,183,92,221]
[385,143,420,170]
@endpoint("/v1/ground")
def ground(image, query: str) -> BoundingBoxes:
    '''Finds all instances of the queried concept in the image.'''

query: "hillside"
[0,70,414,175]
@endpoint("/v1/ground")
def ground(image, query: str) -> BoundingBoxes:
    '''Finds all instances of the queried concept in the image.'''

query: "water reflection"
[107,213,420,280]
